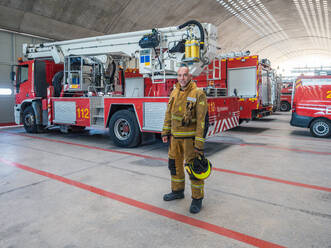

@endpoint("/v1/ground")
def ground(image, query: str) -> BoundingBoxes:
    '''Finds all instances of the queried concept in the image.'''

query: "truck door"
[34,60,47,98]
[15,63,31,104]
[15,64,28,94]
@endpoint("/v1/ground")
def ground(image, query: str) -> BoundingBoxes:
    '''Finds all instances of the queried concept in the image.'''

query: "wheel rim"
[313,121,329,136]
[24,113,34,128]
[114,118,131,140]
[280,103,287,111]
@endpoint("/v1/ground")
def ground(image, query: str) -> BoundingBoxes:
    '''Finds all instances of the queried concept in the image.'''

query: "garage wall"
[0,30,50,125]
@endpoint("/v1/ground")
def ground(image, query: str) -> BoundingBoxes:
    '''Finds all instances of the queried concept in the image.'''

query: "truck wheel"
[310,119,331,138]
[23,106,38,133]
[280,101,290,111]
[109,110,141,147]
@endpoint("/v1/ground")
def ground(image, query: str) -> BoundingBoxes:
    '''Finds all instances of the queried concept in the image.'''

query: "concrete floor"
[0,112,330,248]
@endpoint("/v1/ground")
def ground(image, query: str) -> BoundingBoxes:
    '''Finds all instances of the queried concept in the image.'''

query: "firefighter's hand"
[162,136,168,143]
[194,148,204,156]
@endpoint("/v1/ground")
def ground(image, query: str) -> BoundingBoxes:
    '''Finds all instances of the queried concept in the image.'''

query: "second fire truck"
[280,81,293,112]
[217,53,274,121]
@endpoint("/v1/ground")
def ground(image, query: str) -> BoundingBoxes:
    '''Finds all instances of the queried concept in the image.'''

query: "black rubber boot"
[163,190,184,201]
[190,198,202,214]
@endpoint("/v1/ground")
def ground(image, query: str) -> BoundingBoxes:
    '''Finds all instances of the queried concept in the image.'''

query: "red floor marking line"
[2,131,331,192]
[213,168,331,192]
[3,131,330,157]
[240,143,331,156]
[0,157,285,248]
[229,132,331,143]
[0,131,167,162]
[0,122,17,127]
[220,142,331,156]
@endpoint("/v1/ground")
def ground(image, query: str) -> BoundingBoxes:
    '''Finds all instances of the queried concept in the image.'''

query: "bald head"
[177,67,191,88]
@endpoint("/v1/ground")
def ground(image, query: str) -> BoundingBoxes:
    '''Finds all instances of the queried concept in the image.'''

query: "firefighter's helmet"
[185,154,212,180]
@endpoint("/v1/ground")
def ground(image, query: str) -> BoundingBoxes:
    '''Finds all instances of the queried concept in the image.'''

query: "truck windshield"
[15,65,29,93]
[18,65,29,84]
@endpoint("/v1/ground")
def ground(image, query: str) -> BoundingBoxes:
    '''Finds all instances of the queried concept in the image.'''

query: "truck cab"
[14,59,63,131]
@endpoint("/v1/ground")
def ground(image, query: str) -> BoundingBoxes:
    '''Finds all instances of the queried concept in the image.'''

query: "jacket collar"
[176,81,196,92]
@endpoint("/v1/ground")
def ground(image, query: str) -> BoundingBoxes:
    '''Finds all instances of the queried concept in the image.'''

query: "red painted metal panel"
[206,97,240,136]
[104,97,169,130]
[52,98,90,126]
[280,95,291,103]
[42,99,47,110]
[227,56,258,68]
[293,76,331,120]
[239,99,258,120]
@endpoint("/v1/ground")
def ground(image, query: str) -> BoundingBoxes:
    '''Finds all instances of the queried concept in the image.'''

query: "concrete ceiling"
[0,0,330,68]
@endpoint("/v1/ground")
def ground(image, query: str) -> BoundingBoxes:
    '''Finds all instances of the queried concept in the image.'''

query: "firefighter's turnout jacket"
[162,81,208,199]
[162,81,207,150]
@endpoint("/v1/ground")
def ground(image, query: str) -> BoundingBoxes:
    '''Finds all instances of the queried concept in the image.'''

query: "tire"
[280,101,290,112]
[310,119,331,138]
[52,71,64,97]
[23,106,38,133]
[109,110,141,147]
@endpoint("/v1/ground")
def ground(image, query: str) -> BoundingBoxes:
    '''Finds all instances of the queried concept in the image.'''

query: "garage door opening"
[0,88,12,95]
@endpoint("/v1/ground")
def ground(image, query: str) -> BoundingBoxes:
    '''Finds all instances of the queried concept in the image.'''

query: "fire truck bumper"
[14,104,21,125]
[290,112,313,128]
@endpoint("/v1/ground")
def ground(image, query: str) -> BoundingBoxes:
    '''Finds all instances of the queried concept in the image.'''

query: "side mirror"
[10,71,16,81]
[233,88,238,96]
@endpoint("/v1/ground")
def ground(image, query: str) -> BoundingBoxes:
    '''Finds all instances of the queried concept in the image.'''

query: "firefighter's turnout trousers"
[162,81,208,200]
[168,137,204,199]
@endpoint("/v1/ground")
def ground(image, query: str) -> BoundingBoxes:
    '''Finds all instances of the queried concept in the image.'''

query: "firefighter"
[162,66,208,214]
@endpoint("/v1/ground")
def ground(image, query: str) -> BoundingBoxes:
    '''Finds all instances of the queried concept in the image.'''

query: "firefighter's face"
[177,67,191,87]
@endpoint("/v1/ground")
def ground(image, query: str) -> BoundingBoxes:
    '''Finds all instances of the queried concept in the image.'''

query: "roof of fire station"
[1,0,330,68]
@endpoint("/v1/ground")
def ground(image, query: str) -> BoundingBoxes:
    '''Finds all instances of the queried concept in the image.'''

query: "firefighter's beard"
[179,80,189,88]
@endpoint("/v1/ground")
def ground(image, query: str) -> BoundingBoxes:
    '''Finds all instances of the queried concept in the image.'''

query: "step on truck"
[14,20,240,147]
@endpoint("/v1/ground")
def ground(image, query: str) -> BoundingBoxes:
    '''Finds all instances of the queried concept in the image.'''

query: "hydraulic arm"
[23,20,218,77]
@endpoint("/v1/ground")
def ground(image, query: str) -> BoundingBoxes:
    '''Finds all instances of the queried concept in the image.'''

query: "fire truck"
[290,75,331,138]
[280,81,293,111]
[214,53,274,121]
[14,20,240,147]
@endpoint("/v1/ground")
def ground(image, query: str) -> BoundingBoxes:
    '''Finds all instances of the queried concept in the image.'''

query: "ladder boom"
[23,20,218,76]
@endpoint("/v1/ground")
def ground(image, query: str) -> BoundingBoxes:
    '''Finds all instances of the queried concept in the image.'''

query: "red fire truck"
[280,81,293,111]
[290,75,331,138]
[14,20,240,147]
[217,54,274,121]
